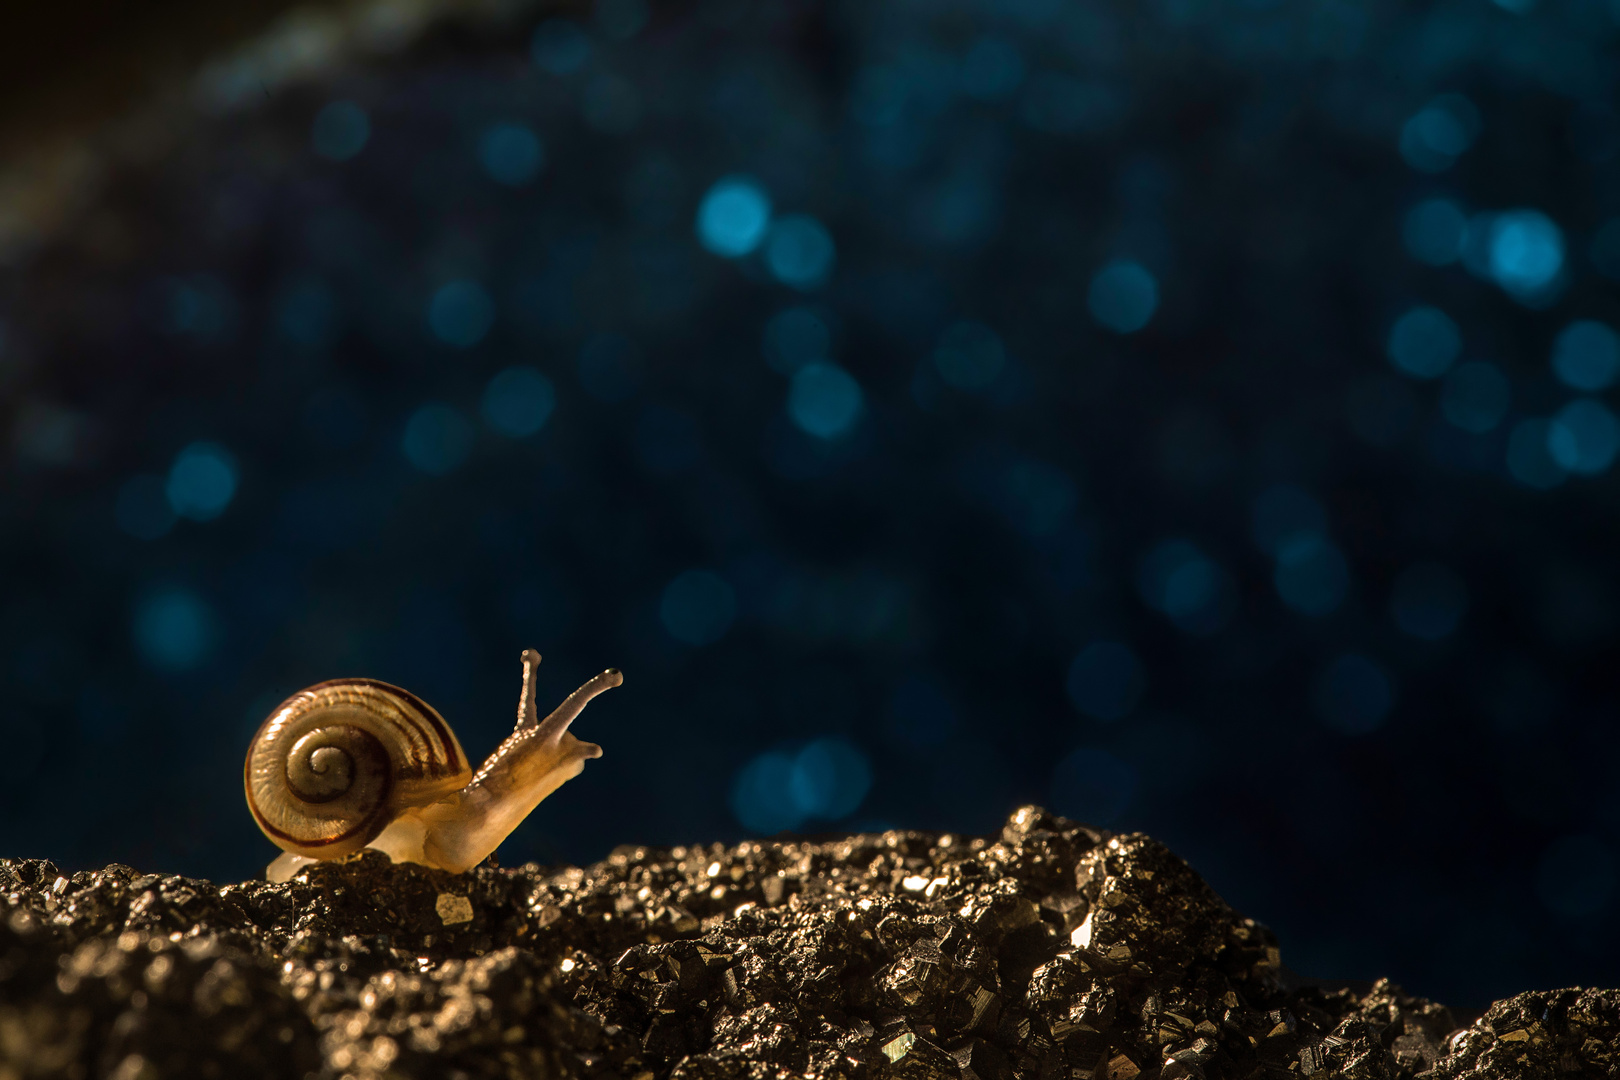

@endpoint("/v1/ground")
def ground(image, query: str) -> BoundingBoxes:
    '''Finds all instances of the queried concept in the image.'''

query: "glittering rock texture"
[1,808,1613,1079]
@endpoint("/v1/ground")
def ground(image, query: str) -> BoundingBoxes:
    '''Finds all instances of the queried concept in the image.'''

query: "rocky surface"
[0,807,1612,1079]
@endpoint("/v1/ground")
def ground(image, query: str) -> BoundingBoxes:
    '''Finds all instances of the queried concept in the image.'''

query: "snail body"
[245,649,620,882]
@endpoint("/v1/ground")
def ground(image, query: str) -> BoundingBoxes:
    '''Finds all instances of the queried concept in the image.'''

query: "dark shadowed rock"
[0,808,1613,1078]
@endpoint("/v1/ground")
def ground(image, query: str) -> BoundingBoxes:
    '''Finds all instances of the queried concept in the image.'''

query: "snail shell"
[244,678,473,860]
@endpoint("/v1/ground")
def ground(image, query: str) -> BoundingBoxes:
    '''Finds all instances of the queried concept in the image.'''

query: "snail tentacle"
[529,667,621,752]
[515,648,542,729]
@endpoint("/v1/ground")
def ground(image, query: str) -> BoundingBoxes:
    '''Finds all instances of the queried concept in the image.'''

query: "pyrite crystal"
[0,808,1613,1078]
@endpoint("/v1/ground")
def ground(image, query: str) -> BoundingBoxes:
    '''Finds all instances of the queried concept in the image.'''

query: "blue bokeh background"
[1,0,1618,1008]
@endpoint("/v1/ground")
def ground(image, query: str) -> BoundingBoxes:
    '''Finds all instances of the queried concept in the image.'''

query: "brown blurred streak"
[0,0,344,154]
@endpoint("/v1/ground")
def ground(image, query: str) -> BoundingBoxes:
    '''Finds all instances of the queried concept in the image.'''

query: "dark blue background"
[0,0,1617,1011]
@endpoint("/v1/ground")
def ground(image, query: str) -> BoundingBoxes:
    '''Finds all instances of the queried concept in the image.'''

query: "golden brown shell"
[244,678,473,859]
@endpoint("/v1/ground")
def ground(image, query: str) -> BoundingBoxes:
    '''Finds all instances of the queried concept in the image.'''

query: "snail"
[245,649,621,883]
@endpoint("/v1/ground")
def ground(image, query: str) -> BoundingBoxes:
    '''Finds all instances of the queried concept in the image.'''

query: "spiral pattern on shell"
[244,679,473,858]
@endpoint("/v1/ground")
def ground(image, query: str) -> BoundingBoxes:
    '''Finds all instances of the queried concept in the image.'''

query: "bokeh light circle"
[1386,305,1461,379]
[479,123,545,186]
[787,363,864,440]
[481,367,556,438]
[166,442,239,523]
[401,404,474,475]
[696,176,772,258]
[1086,260,1159,334]
[764,215,836,289]
[1547,399,1620,475]
[311,101,371,161]
[1551,320,1620,391]
[660,570,737,646]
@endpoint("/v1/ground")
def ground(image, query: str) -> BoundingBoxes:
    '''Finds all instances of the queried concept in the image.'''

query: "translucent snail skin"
[245,649,620,883]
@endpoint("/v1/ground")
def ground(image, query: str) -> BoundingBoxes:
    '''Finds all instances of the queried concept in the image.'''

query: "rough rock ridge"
[0,808,1613,1079]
